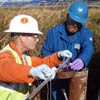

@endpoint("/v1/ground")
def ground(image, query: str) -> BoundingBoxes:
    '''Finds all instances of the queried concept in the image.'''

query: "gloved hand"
[70,58,84,71]
[57,50,72,60]
[45,67,57,80]
[29,64,53,80]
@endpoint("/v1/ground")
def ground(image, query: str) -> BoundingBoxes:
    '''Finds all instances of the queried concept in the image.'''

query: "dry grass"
[0,7,100,55]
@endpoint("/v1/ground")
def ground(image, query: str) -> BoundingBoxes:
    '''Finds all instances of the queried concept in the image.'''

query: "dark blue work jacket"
[41,23,94,67]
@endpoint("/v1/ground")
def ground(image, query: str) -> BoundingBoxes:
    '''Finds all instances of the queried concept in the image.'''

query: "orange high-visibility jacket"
[0,42,61,84]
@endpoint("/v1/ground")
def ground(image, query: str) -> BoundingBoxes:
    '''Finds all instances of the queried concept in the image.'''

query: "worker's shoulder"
[48,23,64,34]
[49,23,64,30]
[0,50,13,58]
[81,26,93,35]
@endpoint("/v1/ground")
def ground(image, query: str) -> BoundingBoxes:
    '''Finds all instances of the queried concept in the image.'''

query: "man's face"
[66,14,82,33]
[20,34,39,51]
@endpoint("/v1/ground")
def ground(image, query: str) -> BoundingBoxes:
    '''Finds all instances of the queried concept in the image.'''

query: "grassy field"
[0,7,100,55]
[0,6,100,100]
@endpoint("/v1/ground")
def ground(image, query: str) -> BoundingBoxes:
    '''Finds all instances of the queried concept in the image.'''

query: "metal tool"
[25,57,71,100]
[62,89,68,100]
[56,57,71,72]
[25,78,51,100]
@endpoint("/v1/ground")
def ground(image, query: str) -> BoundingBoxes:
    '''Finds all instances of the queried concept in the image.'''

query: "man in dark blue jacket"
[41,1,94,100]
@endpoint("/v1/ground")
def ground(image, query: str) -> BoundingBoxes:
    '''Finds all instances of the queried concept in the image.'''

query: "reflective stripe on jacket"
[0,86,25,100]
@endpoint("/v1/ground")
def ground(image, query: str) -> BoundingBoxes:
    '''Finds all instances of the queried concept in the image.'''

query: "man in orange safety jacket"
[0,14,72,100]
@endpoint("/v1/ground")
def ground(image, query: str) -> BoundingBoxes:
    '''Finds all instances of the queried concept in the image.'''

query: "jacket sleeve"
[41,29,55,56]
[0,51,34,83]
[31,53,61,68]
[78,28,94,67]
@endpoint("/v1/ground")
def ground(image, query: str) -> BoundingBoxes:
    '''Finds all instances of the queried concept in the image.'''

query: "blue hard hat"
[68,1,88,24]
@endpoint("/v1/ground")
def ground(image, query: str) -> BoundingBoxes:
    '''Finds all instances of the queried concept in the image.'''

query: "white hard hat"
[4,14,43,34]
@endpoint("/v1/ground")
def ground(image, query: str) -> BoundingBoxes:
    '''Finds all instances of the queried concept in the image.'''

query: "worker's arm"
[78,28,94,67]
[31,50,72,68]
[31,53,61,67]
[0,51,34,83]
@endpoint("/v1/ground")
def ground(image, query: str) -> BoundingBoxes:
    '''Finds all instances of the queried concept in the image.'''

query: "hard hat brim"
[4,29,43,35]
[69,13,87,24]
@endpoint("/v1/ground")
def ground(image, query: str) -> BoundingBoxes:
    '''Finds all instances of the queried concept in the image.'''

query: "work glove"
[29,64,53,80]
[57,50,72,60]
[45,67,57,80]
[70,58,84,71]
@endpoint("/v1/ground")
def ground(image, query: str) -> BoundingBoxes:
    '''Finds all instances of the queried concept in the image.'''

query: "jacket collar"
[9,41,22,59]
